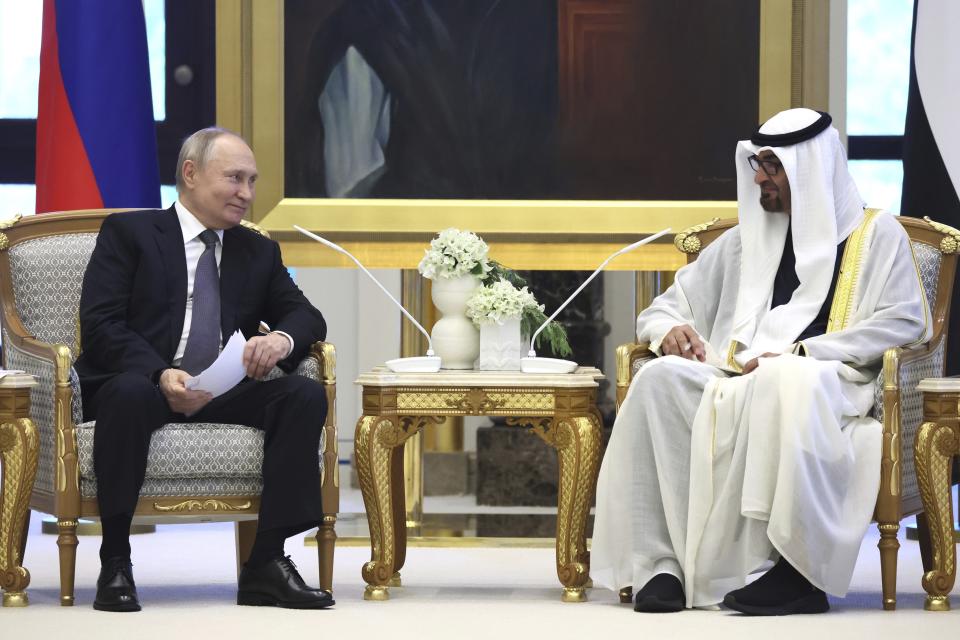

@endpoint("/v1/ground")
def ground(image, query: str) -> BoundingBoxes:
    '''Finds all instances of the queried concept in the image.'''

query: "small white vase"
[430,274,481,369]
[478,317,523,370]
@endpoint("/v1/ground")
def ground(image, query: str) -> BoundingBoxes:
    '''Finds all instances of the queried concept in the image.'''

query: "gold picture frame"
[214,0,825,271]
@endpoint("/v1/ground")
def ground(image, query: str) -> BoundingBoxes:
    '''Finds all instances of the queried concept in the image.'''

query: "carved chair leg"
[316,515,337,592]
[235,519,257,580]
[57,519,79,606]
[877,522,900,611]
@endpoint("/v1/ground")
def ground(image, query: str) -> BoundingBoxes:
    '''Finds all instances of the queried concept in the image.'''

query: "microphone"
[521,228,672,373]
[293,225,442,373]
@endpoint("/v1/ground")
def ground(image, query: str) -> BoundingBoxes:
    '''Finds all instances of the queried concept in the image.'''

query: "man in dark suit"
[76,128,334,612]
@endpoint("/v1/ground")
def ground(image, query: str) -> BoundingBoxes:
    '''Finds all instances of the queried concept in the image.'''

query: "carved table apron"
[354,366,604,603]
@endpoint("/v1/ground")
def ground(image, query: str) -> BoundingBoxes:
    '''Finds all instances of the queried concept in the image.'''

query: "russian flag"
[901,0,960,374]
[35,0,160,213]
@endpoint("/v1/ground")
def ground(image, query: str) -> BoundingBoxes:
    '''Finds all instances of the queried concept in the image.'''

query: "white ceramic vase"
[478,318,523,370]
[430,274,481,369]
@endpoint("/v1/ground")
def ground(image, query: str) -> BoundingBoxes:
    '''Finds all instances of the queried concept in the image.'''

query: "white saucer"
[385,356,442,373]
[519,357,578,374]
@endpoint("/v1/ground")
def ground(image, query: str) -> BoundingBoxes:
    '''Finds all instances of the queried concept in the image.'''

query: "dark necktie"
[181,229,221,375]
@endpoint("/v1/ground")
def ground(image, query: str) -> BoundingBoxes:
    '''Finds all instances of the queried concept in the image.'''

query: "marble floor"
[5,501,960,640]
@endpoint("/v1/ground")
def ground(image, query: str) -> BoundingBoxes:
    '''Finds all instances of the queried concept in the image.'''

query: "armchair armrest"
[615,341,656,412]
[308,341,336,386]
[304,341,339,515]
[304,340,338,590]
[875,335,948,523]
[1,324,78,515]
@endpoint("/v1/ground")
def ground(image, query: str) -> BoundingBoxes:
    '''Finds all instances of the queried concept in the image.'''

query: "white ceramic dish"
[385,356,442,373]
[519,357,578,374]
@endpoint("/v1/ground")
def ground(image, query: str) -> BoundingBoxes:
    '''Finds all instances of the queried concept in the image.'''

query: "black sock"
[100,513,133,563]
[247,527,288,568]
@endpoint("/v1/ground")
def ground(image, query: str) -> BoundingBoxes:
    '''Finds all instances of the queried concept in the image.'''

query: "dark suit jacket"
[75,206,326,403]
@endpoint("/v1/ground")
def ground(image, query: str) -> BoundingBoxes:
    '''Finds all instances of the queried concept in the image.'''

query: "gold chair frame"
[615,214,959,610]
[0,210,339,605]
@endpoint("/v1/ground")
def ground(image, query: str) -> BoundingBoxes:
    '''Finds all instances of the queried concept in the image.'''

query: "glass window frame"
[0,2,215,187]
[846,0,911,171]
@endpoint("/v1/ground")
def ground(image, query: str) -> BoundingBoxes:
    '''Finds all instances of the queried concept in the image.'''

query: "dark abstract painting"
[285,0,760,201]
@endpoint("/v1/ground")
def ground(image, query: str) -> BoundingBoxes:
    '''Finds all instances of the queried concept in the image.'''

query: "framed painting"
[214,0,826,271]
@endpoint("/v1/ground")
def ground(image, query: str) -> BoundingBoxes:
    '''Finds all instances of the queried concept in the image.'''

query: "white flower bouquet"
[467,270,572,358]
[419,227,572,358]
[466,280,542,326]
[418,228,492,280]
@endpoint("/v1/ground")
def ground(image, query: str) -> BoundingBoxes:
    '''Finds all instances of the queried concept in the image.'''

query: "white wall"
[294,267,402,461]
[602,271,637,405]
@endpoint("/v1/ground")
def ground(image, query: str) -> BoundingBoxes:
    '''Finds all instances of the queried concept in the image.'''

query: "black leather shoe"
[723,559,829,615]
[237,556,335,609]
[634,574,685,613]
[93,557,141,612]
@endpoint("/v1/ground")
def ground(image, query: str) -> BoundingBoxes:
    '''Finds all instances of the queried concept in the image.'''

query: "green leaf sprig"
[483,261,572,358]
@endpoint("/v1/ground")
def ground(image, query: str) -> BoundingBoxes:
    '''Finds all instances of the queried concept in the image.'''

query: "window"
[0,0,214,217]
[846,0,914,213]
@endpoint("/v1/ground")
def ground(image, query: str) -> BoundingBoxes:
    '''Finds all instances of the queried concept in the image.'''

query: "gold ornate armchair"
[615,213,959,610]
[0,210,339,605]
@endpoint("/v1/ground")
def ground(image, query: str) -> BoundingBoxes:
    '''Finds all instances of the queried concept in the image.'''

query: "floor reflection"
[332,512,595,539]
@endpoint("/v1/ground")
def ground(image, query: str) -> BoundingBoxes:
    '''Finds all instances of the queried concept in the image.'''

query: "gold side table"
[355,366,604,603]
[915,377,960,611]
[0,372,38,607]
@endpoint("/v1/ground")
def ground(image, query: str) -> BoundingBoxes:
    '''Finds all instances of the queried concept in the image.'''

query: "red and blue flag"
[35,0,160,213]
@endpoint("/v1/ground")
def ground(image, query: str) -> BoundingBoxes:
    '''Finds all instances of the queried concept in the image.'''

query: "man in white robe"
[591,108,931,615]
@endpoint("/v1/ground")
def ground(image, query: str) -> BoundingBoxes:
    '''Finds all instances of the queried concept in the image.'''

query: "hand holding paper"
[185,330,248,397]
[160,368,211,415]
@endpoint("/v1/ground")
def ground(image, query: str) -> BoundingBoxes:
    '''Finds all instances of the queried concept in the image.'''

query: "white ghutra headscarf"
[729,108,865,364]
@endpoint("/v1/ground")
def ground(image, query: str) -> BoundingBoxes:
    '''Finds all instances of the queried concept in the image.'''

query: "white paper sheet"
[184,330,247,397]
[0,369,25,378]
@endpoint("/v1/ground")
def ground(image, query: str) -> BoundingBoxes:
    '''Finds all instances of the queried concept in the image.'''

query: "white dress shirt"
[172,200,292,367]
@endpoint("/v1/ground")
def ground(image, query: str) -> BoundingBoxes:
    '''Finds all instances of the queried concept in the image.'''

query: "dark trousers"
[85,373,328,532]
